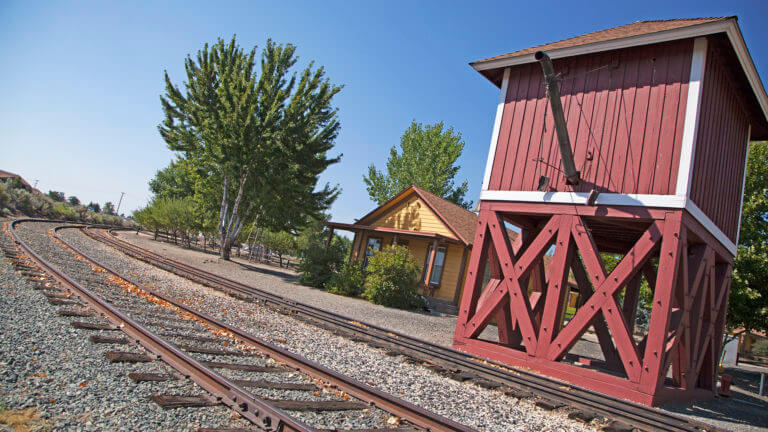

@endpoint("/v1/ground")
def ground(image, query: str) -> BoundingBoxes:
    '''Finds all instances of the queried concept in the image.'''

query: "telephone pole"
[116,192,126,216]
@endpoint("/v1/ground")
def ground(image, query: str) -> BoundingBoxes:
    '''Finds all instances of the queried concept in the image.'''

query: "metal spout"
[535,51,580,186]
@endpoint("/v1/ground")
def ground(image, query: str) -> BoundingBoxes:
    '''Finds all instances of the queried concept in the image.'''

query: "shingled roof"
[409,185,482,246]
[472,17,731,66]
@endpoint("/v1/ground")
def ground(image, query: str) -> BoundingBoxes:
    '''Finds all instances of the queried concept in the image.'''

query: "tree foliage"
[149,158,196,200]
[47,191,65,202]
[261,230,295,267]
[295,218,350,288]
[729,141,768,332]
[159,35,342,260]
[103,202,116,215]
[363,121,471,208]
[67,196,80,206]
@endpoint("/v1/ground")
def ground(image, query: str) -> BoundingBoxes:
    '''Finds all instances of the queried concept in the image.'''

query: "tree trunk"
[218,173,248,261]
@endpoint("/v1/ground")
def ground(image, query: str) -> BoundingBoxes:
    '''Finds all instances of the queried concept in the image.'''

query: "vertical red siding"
[489,39,693,194]
[689,43,751,243]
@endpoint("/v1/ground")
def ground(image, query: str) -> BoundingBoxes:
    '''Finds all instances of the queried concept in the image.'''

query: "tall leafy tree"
[729,141,768,333]
[149,158,196,200]
[159,36,342,260]
[363,121,472,208]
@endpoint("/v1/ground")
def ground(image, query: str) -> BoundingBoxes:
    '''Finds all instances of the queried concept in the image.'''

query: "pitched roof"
[409,185,480,246]
[472,18,731,66]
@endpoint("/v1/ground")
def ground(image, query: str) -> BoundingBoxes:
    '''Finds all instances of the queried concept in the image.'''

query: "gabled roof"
[473,18,729,67]
[357,185,481,246]
[471,17,768,136]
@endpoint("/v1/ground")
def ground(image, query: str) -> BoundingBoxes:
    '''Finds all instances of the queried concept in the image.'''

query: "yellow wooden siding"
[366,195,455,239]
[431,245,467,301]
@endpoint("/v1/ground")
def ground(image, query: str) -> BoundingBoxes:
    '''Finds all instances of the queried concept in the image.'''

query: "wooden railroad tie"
[89,334,129,345]
[262,399,368,411]
[128,372,177,383]
[232,379,316,391]
[71,321,118,331]
[149,394,217,409]
[105,351,153,363]
[200,361,289,373]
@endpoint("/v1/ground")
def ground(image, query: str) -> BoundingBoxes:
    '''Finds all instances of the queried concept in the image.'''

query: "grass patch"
[0,404,47,431]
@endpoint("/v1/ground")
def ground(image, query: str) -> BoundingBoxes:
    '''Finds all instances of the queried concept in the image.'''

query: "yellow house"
[325,185,478,312]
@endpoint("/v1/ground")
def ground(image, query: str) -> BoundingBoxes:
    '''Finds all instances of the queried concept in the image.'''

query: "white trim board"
[685,200,738,256]
[735,125,751,246]
[478,190,737,255]
[675,37,708,196]
[479,190,687,208]
[472,18,768,126]
[481,67,510,191]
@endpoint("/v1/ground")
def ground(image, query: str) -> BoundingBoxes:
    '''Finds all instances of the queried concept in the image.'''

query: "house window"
[422,245,447,286]
[363,237,382,268]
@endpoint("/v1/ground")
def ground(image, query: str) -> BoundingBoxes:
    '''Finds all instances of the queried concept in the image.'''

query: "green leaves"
[729,141,768,333]
[158,35,343,259]
[363,120,471,208]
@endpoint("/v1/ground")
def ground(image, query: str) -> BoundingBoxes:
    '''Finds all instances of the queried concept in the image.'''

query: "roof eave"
[470,18,768,136]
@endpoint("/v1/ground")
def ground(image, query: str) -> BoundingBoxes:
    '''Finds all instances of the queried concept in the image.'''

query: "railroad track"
[6,219,474,432]
[82,224,725,432]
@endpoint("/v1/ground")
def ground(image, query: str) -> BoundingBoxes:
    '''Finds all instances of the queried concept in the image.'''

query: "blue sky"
[2,1,767,226]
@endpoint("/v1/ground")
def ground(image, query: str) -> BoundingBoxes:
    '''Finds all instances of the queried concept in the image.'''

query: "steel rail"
[8,219,312,432]
[53,224,473,432]
[90,226,719,432]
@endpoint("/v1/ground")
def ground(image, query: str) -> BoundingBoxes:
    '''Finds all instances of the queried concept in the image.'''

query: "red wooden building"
[453,17,768,405]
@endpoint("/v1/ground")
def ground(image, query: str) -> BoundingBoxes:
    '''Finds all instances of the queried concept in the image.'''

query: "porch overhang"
[324,221,461,244]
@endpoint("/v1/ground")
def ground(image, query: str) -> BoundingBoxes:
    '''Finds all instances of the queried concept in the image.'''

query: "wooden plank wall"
[689,41,751,243]
[488,39,694,195]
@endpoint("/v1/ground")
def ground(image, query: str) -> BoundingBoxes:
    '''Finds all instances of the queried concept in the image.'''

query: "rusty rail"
[10,219,312,430]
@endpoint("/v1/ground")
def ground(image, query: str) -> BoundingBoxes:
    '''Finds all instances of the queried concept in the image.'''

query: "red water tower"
[454,17,768,406]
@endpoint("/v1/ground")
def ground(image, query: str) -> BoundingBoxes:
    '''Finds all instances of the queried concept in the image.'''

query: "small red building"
[454,17,768,405]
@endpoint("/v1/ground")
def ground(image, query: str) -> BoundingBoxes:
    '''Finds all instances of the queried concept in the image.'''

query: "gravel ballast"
[52,226,600,431]
[0,225,255,431]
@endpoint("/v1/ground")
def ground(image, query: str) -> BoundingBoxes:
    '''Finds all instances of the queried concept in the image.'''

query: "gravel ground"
[54,226,600,431]
[0,226,255,431]
[10,222,398,431]
[120,231,467,346]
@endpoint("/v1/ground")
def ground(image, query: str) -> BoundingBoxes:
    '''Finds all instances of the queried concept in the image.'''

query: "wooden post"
[452,247,469,305]
[424,238,439,292]
[392,234,399,246]
[325,227,334,250]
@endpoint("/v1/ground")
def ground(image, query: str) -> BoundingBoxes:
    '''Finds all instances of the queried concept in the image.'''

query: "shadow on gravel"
[661,365,768,432]
[233,260,299,283]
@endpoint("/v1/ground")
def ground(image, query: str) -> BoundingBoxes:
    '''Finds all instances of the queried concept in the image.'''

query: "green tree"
[87,202,101,213]
[295,218,350,288]
[261,230,295,267]
[68,196,80,206]
[363,120,471,208]
[159,35,342,260]
[47,191,65,202]
[729,141,768,333]
[103,201,116,215]
[149,158,196,200]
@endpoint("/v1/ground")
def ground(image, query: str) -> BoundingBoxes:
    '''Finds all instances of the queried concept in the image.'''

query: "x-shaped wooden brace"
[462,213,562,355]
[547,217,664,382]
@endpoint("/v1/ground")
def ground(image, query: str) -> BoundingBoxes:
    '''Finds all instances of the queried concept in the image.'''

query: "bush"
[298,239,347,288]
[326,263,367,297]
[753,338,768,357]
[363,245,425,309]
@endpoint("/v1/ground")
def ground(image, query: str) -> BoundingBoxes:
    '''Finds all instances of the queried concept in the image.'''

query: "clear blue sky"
[2,1,767,226]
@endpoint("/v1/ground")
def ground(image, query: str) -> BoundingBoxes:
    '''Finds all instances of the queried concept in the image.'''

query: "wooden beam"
[453,247,470,305]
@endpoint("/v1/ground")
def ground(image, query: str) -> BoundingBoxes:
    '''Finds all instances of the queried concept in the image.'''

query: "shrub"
[327,263,367,297]
[363,245,425,309]
[296,222,350,289]
[52,202,78,221]
[754,338,768,357]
